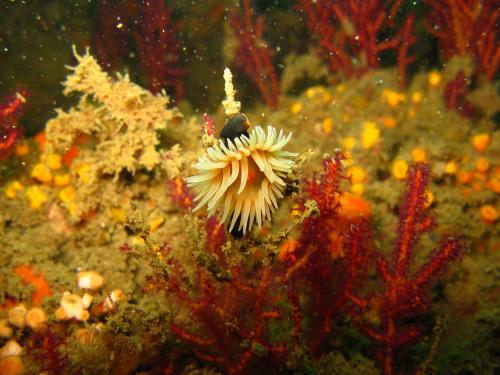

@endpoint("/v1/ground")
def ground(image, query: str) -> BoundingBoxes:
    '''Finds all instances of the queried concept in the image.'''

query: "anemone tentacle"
[187,125,296,234]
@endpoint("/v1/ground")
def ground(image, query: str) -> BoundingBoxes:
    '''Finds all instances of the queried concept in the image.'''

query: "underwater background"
[0,1,498,374]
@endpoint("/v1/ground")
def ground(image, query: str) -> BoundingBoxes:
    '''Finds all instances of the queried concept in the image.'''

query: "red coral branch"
[94,0,129,72]
[134,0,185,99]
[443,71,474,117]
[167,176,194,211]
[230,0,280,108]
[297,0,416,84]
[281,152,372,352]
[355,163,465,375]
[0,90,27,159]
[202,113,215,137]
[425,0,499,80]
[164,223,287,374]
[95,0,185,99]
[397,15,417,87]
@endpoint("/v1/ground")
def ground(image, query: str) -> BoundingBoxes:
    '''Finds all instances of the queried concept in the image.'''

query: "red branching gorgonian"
[444,70,474,117]
[134,0,185,98]
[94,0,185,99]
[296,0,417,85]
[280,158,464,374]
[167,176,194,211]
[425,0,499,80]
[0,90,27,159]
[354,163,465,375]
[280,152,372,352]
[230,0,280,108]
[165,219,288,374]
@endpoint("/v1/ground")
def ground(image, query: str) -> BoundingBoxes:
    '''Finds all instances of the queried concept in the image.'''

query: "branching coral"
[298,0,416,82]
[129,215,288,374]
[94,0,185,99]
[280,152,372,352]
[43,47,180,215]
[425,0,499,80]
[133,0,185,98]
[296,0,416,84]
[230,0,280,108]
[354,163,465,375]
[0,90,27,159]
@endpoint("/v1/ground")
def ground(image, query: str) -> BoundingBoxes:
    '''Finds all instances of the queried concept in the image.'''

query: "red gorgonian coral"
[425,0,499,80]
[296,0,417,85]
[354,163,465,375]
[230,0,280,108]
[0,90,27,159]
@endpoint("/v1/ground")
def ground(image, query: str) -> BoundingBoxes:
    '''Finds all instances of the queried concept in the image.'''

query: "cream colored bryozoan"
[187,126,296,234]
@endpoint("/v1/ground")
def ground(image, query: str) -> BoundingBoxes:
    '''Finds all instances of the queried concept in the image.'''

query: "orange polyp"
[338,193,372,220]
[13,265,52,306]
[62,146,80,168]
[33,131,46,152]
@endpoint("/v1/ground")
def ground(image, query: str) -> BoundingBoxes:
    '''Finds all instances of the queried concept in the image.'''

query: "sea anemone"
[187,125,296,234]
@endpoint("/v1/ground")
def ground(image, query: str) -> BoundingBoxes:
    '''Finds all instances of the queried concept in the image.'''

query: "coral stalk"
[425,0,499,80]
[297,0,416,83]
[230,0,280,108]
[282,153,371,352]
[356,163,464,375]
[0,90,27,159]
[134,0,185,98]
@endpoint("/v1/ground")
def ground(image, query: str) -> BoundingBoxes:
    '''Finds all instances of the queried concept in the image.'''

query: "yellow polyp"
[59,186,76,203]
[290,204,301,220]
[46,154,62,170]
[351,183,364,196]
[408,108,416,118]
[411,148,427,163]
[348,166,367,184]
[336,84,345,93]
[322,92,331,104]
[54,174,70,187]
[5,181,24,199]
[322,118,333,135]
[149,216,164,232]
[14,141,29,156]
[132,236,145,246]
[76,164,90,184]
[361,121,380,149]
[476,157,489,173]
[110,208,126,223]
[153,245,164,260]
[290,102,302,114]
[67,202,78,216]
[472,133,490,153]
[392,160,408,180]
[411,91,423,103]
[381,116,397,128]
[31,163,53,184]
[342,137,356,151]
[26,186,48,209]
[444,161,458,175]
[305,87,317,99]
[428,71,442,87]
[424,191,434,208]
[382,89,406,107]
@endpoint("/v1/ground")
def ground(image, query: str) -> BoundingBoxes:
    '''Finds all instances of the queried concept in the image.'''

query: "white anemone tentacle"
[187,126,297,234]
